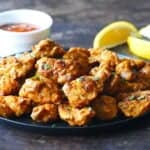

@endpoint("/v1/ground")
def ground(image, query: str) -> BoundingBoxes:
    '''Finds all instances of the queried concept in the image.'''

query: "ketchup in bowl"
[0,23,38,32]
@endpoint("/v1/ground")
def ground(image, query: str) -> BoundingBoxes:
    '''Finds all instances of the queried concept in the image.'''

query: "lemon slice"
[127,36,150,60]
[139,24,150,39]
[93,21,138,48]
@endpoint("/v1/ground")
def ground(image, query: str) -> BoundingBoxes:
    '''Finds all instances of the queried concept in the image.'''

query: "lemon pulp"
[93,21,138,48]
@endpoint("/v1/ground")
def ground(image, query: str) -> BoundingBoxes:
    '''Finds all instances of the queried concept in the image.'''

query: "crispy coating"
[118,91,150,117]
[118,75,150,93]
[58,104,95,126]
[19,76,63,105]
[140,63,150,78]
[88,48,104,64]
[0,75,20,96]
[31,104,58,123]
[0,96,14,117]
[4,96,32,117]
[32,39,66,59]
[36,57,88,84]
[104,74,121,95]
[0,53,35,79]
[63,47,90,74]
[92,95,118,120]
[116,60,136,81]
[0,96,31,117]
[63,47,89,62]
[90,64,112,82]
[100,50,119,70]
[63,76,100,108]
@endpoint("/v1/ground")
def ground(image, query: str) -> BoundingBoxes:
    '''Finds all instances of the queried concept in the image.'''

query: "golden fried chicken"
[0,75,20,96]
[32,39,66,59]
[63,47,90,62]
[63,76,100,108]
[0,96,14,117]
[118,91,150,117]
[19,76,63,105]
[0,56,18,76]
[116,59,136,81]
[63,47,90,73]
[0,53,35,79]
[31,103,58,123]
[90,64,112,82]
[88,48,104,64]
[140,63,150,78]
[92,95,118,120]
[0,96,31,117]
[58,104,95,126]
[4,96,32,117]
[104,74,121,95]
[36,57,89,84]
[100,50,119,70]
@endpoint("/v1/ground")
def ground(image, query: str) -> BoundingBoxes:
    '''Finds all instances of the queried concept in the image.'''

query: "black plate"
[0,113,150,135]
[0,46,149,135]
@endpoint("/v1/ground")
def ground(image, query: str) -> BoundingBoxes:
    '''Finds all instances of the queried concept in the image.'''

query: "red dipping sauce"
[0,23,39,32]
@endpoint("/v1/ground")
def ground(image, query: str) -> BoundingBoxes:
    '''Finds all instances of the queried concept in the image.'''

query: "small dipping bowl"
[0,9,53,57]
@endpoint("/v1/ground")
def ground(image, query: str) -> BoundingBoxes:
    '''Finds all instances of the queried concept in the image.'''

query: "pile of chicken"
[0,39,149,126]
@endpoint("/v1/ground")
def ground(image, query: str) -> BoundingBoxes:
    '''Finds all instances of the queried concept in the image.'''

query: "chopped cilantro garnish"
[129,95,136,100]
[42,64,51,70]
[137,95,145,100]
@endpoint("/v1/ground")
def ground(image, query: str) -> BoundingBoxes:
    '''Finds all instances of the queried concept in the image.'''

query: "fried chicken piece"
[88,48,104,64]
[4,96,32,117]
[0,96,31,117]
[117,90,150,101]
[0,56,18,76]
[19,76,63,105]
[118,91,150,117]
[63,76,100,108]
[92,95,118,120]
[140,63,150,78]
[116,59,136,81]
[0,53,35,79]
[32,39,66,59]
[58,104,95,126]
[63,47,90,73]
[0,75,20,96]
[104,74,121,95]
[63,47,90,62]
[131,59,145,69]
[119,75,150,93]
[10,53,36,79]
[31,104,58,123]
[36,57,88,84]
[100,50,119,70]
[90,64,112,82]
[0,96,14,117]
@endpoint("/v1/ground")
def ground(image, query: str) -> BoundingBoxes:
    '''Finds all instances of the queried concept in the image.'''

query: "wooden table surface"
[0,0,150,150]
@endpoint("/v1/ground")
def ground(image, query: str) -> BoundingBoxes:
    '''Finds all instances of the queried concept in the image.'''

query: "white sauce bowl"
[0,9,53,57]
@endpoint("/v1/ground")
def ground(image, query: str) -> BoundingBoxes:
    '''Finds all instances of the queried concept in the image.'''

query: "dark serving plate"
[0,45,149,135]
[0,113,150,135]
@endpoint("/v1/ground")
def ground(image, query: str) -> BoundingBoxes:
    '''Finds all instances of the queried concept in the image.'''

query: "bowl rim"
[0,9,53,35]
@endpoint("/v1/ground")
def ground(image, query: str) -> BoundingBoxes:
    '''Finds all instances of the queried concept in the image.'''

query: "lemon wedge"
[127,36,150,60]
[93,21,138,48]
[139,24,150,39]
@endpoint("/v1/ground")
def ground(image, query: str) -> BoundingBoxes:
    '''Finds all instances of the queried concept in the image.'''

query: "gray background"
[0,0,150,150]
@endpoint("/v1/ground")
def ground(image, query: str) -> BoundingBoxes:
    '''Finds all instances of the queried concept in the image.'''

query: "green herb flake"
[42,64,51,70]
[129,95,136,100]
[137,95,145,100]
[51,124,56,128]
